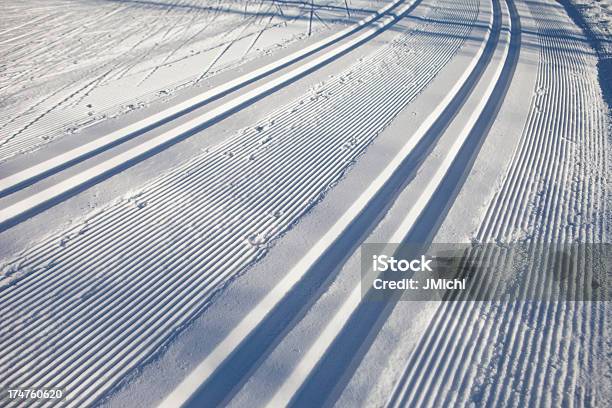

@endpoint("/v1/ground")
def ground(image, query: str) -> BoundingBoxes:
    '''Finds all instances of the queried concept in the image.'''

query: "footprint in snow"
[255,120,274,132]
[259,135,272,145]
[535,86,548,96]
[247,232,269,247]
[267,209,284,219]
[58,236,70,248]
[1,263,19,277]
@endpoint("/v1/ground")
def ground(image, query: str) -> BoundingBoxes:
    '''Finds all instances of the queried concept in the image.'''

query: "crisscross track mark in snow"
[0,1,478,405]
[0,0,408,208]
[388,1,609,407]
[0,0,327,163]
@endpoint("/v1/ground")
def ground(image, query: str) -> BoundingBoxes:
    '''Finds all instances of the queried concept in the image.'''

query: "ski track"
[0,0,353,163]
[0,0,416,224]
[0,0,478,405]
[387,0,609,407]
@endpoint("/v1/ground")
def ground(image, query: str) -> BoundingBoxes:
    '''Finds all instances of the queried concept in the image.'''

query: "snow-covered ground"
[564,0,611,57]
[0,0,609,407]
[561,0,612,107]
[0,0,378,162]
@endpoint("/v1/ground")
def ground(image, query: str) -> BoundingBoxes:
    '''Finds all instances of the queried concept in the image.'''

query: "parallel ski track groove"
[282,0,511,404]
[0,1,478,405]
[386,0,608,406]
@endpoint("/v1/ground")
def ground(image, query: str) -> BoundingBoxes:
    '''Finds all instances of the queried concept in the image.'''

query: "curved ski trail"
[0,1,476,405]
[387,1,609,407]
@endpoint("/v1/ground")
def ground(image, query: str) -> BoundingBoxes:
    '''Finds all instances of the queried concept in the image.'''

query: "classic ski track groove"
[0,0,480,405]
[386,0,608,407]
[265,0,513,405]
[161,0,493,405]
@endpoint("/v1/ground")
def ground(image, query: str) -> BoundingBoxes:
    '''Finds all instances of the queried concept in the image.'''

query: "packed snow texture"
[0,0,610,407]
[0,0,379,162]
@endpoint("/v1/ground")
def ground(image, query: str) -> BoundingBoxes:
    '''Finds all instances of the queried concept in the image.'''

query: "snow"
[0,0,381,163]
[563,0,612,56]
[0,0,610,407]
[559,0,612,106]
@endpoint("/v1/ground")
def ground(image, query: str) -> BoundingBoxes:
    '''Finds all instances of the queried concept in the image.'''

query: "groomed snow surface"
[0,0,609,407]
